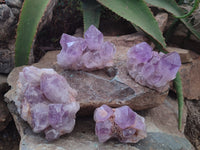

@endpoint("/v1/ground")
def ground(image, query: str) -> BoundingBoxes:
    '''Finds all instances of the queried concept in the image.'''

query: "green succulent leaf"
[81,0,101,32]
[174,72,184,130]
[144,0,200,39]
[97,0,166,48]
[15,0,51,66]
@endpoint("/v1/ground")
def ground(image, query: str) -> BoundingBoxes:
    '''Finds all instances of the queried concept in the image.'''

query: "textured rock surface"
[185,100,200,150]
[165,47,193,63]
[5,96,194,150]
[5,0,23,8]
[6,47,168,116]
[155,13,168,32]
[94,105,147,143]
[0,49,14,73]
[0,82,11,131]
[179,56,200,100]
[0,0,58,73]
[0,4,16,41]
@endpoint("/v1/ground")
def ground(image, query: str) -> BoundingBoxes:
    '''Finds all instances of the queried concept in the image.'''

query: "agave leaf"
[81,0,101,32]
[15,0,51,66]
[144,0,200,39]
[97,0,166,47]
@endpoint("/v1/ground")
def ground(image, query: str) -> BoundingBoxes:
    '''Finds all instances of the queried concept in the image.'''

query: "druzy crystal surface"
[57,25,116,71]
[16,66,80,141]
[94,105,147,143]
[127,42,181,92]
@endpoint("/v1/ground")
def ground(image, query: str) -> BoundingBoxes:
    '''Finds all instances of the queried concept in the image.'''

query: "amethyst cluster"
[94,105,147,143]
[127,42,181,92]
[16,66,80,141]
[57,25,116,71]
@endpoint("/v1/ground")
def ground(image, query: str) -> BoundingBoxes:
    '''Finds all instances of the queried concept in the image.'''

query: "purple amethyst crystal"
[94,104,113,122]
[127,42,181,92]
[94,105,147,143]
[16,66,80,141]
[57,25,116,71]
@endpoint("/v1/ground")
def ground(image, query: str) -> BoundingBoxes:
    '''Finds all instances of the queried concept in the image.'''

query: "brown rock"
[155,13,168,32]
[6,46,168,116]
[104,33,150,48]
[179,56,200,100]
[185,100,200,150]
[165,47,193,63]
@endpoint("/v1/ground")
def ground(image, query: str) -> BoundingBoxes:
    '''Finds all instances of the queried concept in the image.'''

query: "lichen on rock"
[16,66,80,141]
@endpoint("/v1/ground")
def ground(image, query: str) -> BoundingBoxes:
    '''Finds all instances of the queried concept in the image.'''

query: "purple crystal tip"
[94,105,147,143]
[127,42,181,92]
[57,25,116,71]
[16,66,80,141]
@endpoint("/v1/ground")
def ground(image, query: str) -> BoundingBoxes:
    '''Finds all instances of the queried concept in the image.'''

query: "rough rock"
[179,56,200,100]
[5,0,23,8]
[0,49,14,73]
[0,0,58,73]
[6,47,168,116]
[0,4,16,41]
[185,100,200,150]
[5,96,194,150]
[165,47,193,63]
[104,33,151,48]
[155,13,168,32]
[0,82,11,131]
[11,8,20,17]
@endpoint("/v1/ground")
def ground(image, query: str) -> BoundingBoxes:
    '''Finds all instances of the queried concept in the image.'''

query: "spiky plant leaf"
[144,0,200,39]
[97,0,166,47]
[15,0,51,66]
[81,0,101,32]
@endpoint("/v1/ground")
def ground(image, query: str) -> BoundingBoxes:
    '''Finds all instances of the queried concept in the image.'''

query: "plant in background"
[15,0,200,130]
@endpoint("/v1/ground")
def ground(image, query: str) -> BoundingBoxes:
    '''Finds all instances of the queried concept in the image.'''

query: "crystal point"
[16,66,80,141]
[127,42,181,92]
[94,105,147,143]
[57,25,116,71]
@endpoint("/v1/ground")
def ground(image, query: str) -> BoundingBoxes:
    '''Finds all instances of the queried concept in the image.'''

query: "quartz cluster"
[57,25,116,71]
[94,105,147,143]
[16,66,80,141]
[127,42,181,92]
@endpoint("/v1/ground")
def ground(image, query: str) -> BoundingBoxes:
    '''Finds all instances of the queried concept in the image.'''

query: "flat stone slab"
[6,96,194,150]
[6,47,168,115]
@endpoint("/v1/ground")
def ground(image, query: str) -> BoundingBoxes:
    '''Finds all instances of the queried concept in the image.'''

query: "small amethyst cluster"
[57,25,116,71]
[16,66,80,141]
[94,105,147,143]
[127,42,181,92]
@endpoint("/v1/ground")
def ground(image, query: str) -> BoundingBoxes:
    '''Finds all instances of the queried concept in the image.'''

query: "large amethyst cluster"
[16,66,80,141]
[94,105,147,143]
[57,25,116,71]
[127,42,181,92]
